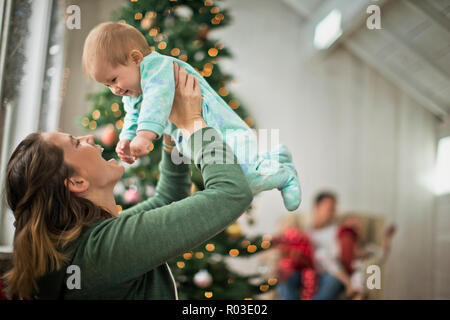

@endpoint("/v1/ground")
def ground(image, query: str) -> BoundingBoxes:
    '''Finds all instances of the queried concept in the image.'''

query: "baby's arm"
[117,97,140,163]
[130,54,176,158]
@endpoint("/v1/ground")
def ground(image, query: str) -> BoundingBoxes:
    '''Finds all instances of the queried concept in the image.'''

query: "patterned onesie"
[120,50,301,211]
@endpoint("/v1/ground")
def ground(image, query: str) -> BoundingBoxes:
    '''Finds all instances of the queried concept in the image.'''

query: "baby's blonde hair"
[82,22,152,76]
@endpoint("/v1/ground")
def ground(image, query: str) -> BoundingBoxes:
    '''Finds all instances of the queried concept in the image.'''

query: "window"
[0,0,64,246]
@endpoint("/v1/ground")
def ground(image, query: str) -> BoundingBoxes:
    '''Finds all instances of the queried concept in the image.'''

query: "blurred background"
[0,0,449,300]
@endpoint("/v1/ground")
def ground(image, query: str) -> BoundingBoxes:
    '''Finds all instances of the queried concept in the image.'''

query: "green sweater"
[36,127,253,299]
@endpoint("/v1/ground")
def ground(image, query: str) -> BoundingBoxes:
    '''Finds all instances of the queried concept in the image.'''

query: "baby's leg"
[247,145,301,211]
[255,144,291,163]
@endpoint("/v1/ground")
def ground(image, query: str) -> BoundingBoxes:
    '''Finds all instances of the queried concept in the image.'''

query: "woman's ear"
[130,50,143,65]
[64,175,90,194]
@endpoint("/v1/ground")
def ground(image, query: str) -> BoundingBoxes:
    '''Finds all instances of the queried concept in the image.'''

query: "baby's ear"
[130,50,143,65]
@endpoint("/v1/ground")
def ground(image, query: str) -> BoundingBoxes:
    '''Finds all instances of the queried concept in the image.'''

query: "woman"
[3,64,253,299]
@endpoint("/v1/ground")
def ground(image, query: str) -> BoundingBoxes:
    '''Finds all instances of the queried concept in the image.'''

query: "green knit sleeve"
[81,127,253,285]
[120,149,192,216]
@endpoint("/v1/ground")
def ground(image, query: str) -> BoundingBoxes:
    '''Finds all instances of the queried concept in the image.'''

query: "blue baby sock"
[247,145,301,211]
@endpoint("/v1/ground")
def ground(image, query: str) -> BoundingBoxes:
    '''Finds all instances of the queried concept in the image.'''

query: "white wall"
[434,121,450,299]
[434,193,450,299]
[213,0,438,299]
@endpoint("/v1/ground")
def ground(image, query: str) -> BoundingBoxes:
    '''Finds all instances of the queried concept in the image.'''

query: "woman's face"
[42,132,124,189]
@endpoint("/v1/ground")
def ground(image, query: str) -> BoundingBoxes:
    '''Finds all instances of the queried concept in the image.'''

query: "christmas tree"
[81,0,277,299]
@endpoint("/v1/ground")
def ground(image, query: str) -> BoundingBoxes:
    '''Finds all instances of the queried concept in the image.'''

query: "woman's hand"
[169,62,206,139]
[162,134,176,154]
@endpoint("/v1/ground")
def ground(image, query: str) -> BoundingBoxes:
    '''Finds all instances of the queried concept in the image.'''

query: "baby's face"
[92,58,142,98]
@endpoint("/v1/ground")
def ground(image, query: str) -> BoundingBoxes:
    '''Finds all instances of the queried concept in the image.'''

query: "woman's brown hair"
[2,132,112,299]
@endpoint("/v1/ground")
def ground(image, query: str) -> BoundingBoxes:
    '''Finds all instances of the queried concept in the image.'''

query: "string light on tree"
[259,284,269,292]
[208,48,218,57]
[149,28,158,36]
[92,109,100,120]
[218,87,229,97]
[183,252,193,260]
[171,48,180,56]
[81,117,89,127]
[229,100,240,109]
[261,240,271,249]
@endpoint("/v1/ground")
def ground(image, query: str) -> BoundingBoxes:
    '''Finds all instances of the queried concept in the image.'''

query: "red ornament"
[101,125,118,147]
[124,188,141,204]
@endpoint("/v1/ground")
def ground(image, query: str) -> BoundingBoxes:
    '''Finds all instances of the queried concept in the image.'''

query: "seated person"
[275,191,395,300]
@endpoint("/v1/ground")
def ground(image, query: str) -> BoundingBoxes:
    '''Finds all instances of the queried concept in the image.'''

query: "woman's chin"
[107,158,125,176]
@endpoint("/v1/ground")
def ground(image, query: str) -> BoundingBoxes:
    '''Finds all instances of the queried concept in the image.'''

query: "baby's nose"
[111,86,121,95]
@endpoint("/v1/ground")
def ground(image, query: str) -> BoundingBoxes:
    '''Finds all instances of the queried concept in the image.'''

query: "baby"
[82,22,301,211]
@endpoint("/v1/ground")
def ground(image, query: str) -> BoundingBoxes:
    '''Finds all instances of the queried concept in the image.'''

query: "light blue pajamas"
[120,51,301,211]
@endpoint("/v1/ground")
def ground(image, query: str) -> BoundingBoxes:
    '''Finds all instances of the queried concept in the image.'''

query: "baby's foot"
[279,163,302,211]
[249,160,301,211]
[261,144,292,164]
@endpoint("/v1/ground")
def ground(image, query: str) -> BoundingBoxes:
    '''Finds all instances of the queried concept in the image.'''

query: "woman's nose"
[79,135,95,145]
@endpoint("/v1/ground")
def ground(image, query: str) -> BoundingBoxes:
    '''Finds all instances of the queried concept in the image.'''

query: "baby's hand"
[130,130,158,159]
[116,139,135,164]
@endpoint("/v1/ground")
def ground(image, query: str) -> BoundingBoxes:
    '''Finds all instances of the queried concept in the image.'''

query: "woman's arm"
[120,62,202,213]
[120,136,191,215]
[83,127,253,284]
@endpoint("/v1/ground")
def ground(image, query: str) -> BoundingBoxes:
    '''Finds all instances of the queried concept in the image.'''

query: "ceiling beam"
[405,0,450,34]
[300,0,389,57]
[282,0,320,18]
[345,36,449,118]
[376,13,450,100]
